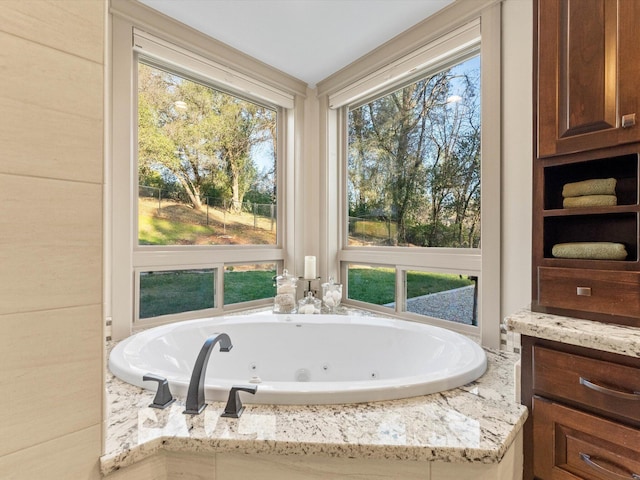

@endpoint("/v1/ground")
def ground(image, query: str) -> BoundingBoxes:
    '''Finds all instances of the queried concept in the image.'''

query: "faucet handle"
[221,385,258,418]
[143,373,176,409]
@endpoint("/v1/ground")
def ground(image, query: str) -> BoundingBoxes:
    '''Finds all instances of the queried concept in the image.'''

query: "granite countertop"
[505,308,640,358]
[101,345,527,475]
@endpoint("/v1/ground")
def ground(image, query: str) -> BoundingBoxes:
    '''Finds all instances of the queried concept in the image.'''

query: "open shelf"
[543,154,638,210]
[543,213,638,262]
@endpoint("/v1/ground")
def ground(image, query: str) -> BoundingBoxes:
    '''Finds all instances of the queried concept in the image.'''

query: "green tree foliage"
[137,63,276,211]
[348,56,481,248]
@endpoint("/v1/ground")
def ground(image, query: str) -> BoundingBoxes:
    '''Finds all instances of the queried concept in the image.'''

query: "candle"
[304,256,316,280]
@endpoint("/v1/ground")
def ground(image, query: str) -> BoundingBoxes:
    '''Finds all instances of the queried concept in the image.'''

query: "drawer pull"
[622,113,637,128]
[579,377,640,400]
[576,286,591,296]
[579,453,640,480]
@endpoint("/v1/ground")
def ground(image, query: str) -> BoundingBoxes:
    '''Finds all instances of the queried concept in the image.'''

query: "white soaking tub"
[108,314,487,405]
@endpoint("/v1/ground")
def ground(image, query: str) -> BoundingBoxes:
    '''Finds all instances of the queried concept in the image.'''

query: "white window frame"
[109,6,303,339]
[319,3,501,348]
[134,263,222,328]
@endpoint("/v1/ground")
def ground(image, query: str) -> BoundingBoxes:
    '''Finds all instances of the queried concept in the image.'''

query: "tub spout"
[184,333,232,414]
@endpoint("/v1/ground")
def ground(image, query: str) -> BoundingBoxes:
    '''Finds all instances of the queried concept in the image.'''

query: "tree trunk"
[176,176,203,211]
[231,173,242,213]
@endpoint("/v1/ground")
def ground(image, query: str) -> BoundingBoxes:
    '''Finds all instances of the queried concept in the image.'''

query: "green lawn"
[347,267,474,305]
[139,266,471,318]
[139,268,276,318]
[223,269,276,305]
[139,269,215,318]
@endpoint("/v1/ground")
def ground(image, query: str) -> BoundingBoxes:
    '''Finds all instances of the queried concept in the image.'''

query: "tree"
[347,56,481,248]
[137,63,276,211]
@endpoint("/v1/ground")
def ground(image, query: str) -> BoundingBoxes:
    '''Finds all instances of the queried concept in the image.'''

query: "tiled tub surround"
[102,344,527,478]
[504,308,640,358]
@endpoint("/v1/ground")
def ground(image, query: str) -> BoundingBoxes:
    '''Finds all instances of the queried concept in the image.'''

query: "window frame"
[134,263,222,328]
[319,5,502,348]
[110,10,303,339]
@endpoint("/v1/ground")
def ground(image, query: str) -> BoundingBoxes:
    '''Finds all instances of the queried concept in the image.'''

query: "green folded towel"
[562,195,617,208]
[551,242,627,260]
[562,178,617,197]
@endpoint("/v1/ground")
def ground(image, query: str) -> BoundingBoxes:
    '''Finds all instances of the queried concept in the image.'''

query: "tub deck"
[102,344,526,475]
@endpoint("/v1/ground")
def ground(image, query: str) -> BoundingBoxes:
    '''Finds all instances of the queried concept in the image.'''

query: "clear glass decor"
[298,291,321,314]
[274,269,298,313]
[321,277,343,312]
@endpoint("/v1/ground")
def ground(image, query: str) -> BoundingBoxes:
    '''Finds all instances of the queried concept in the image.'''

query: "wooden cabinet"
[533,0,640,327]
[537,0,640,157]
[520,336,640,480]
[533,398,640,480]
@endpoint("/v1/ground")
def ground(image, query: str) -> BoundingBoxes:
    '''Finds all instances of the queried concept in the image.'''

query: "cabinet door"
[538,0,640,157]
[533,397,640,480]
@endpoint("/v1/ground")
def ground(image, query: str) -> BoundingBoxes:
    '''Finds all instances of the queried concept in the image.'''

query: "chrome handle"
[580,453,640,480]
[622,113,636,128]
[620,113,636,128]
[143,373,175,409]
[579,377,640,401]
[221,384,258,418]
[576,286,591,296]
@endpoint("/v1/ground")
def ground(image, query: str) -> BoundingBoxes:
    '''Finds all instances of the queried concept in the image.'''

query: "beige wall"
[501,0,533,319]
[0,1,105,479]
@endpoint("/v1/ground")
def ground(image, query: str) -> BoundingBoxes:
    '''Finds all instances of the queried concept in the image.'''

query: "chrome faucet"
[183,333,232,414]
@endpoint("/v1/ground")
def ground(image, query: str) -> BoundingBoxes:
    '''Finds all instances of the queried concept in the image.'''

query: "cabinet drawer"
[538,267,640,318]
[533,397,640,480]
[533,346,640,424]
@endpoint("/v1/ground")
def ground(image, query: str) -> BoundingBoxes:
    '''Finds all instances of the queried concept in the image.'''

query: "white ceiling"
[138,0,454,87]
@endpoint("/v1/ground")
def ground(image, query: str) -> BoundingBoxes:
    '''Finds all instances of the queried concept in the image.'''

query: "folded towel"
[562,194,617,208]
[562,178,617,197]
[552,242,627,260]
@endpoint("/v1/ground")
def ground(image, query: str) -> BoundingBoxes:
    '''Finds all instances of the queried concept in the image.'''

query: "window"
[133,57,283,323]
[223,263,276,305]
[404,269,478,326]
[136,267,217,320]
[111,23,297,335]
[137,62,278,246]
[347,56,480,249]
[325,16,500,344]
[346,263,395,309]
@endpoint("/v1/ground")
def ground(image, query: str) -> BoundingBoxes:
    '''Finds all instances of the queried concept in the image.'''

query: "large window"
[342,55,481,331]
[111,24,296,335]
[347,56,480,248]
[137,62,278,246]
[326,16,499,343]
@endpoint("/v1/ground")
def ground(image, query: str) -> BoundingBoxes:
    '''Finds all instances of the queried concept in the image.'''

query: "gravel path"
[386,285,477,325]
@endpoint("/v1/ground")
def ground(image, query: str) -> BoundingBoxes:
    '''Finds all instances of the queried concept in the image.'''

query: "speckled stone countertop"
[505,308,640,358]
[101,343,527,475]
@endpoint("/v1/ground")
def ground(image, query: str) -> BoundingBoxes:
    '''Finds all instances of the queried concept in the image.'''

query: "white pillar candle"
[304,256,316,280]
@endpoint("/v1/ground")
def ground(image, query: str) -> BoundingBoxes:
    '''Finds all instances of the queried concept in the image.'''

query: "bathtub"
[108,313,487,405]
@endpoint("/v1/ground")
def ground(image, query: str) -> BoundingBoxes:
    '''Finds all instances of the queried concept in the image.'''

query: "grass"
[223,269,276,305]
[138,197,276,245]
[349,218,398,239]
[347,267,474,305]
[140,266,473,318]
[139,268,276,318]
[139,269,215,318]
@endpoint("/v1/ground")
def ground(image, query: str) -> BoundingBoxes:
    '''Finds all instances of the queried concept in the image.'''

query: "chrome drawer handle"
[579,377,640,400]
[576,286,591,296]
[580,453,640,480]
[622,113,636,128]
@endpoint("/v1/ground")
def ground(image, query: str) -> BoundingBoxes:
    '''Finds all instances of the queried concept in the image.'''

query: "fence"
[348,215,397,243]
[139,185,276,232]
